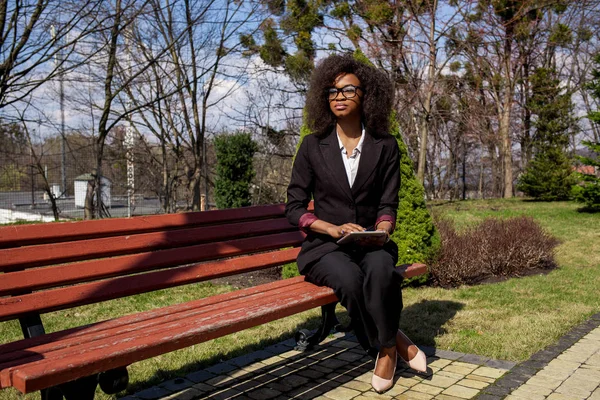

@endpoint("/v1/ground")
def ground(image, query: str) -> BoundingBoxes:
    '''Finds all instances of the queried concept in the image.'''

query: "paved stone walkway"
[121,313,600,400]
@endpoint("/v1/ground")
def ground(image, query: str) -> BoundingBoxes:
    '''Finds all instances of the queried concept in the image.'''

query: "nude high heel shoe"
[371,350,396,393]
[396,329,427,373]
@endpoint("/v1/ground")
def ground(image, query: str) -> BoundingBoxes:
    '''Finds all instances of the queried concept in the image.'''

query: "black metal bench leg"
[295,302,339,351]
[59,375,98,400]
[41,387,63,400]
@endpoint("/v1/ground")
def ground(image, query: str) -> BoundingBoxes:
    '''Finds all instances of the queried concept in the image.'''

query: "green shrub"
[214,132,258,208]
[429,216,559,288]
[281,262,300,279]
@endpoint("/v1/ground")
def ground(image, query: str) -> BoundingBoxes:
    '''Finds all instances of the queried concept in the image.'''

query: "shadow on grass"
[576,205,600,213]
[125,299,464,397]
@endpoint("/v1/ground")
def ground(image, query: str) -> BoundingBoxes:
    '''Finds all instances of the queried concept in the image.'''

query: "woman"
[285,54,427,393]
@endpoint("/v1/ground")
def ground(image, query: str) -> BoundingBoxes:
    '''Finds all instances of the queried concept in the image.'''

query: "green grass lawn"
[0,199,598,399]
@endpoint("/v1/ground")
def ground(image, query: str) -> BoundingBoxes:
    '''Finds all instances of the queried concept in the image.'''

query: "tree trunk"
[499,98,513,198]
[416,0,437,184]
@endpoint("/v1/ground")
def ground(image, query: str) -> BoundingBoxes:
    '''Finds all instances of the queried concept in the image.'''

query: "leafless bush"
[429,216,560,288]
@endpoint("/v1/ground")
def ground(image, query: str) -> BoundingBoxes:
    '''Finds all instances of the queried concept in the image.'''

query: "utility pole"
[51,25,67,198]
[125,31,135,217]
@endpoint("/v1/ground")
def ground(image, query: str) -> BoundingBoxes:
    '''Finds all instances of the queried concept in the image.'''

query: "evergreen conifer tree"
[214,133,258,208]
[517,67,577,200]
[574,53,600,209]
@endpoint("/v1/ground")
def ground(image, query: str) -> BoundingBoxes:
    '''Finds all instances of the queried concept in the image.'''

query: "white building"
[74,174,112,208]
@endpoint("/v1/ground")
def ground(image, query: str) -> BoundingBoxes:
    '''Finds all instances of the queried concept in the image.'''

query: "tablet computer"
[336,231,388,245]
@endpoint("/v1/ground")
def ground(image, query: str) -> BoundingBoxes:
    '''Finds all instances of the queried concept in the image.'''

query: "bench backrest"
[0,204,308,323]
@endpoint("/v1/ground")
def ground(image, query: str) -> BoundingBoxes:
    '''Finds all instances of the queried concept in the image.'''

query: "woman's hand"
[327,223,366,239]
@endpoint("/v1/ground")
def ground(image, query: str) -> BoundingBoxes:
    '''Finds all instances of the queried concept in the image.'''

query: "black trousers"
[303,247,403,351]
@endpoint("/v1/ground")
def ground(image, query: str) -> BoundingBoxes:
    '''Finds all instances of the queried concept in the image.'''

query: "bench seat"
[0,276,336,394]
[0,203,427,398]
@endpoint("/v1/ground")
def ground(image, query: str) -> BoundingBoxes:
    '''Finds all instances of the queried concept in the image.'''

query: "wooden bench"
[0,203,427,400]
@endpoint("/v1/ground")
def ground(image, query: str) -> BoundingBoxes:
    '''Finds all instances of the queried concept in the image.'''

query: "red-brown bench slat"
[0,204,291,248]
[0,228,304,286]
[3,281,337,393]
[0,276,308,362]
[0,247,302,321]
[0,217,296,271]
[0,278,319,373]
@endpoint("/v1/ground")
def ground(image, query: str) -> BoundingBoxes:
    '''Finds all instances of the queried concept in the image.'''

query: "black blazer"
[285,128,401,273]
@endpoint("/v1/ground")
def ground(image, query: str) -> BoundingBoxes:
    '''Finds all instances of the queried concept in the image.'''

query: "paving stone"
[298,368,328,379]
[265,343,293,355]
[247,387,282,400]
[421,374,458,388]
[228,368,254,380]
[192,382,215,393]
[337,351,365,362]
[206,388,244,400]
[395,376,421,388]
[470,367,506,379]
[286,384,326,399]
[455,378,488,390]
[160,377,195,392]
[320,358,350,370]
[185,370,216,383]
[242,361,269,373]
[524,375,563,390]
[443,365,477,375]
[536,367,572,381]
[353,394,391,400]
[440,385,480,399]
[267,366,295,378]
[322,386,362,400]
[394,390,433,399]
[458,355,490,366]
[464,374,494,383]
[474,395,502,400]
[206,374,236,387]
[331,340,360,349]
[546,393,587,400]
[231,351,274,367]
[558,351,592,363]
[437,371,466,380]
[261,356,286,366]
[410,383,443,395]
[435,395,465,400]
[431,350,463,361]
[428,359,452,369]
[554,383,593,398]
[509,386,550,399]
[135,386,173,400]
[206,362,238,375]
[385,383,409,396]
[341,379,372,392]
[546,359,581,371]
[562,373,600,391]
[161,388,203,400]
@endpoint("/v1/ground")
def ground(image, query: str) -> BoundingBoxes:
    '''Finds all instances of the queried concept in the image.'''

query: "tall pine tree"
[574,53,600,209]
[517,67,577,200]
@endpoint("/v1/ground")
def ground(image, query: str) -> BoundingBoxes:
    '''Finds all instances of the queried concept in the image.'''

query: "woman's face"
[328,73,362,121]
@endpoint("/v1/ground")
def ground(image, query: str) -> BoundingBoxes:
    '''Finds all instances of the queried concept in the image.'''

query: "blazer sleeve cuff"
[298,213,318,233]
[375,215,395,232]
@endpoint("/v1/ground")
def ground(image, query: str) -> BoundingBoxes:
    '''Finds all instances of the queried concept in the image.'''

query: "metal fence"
[0,137,189,224]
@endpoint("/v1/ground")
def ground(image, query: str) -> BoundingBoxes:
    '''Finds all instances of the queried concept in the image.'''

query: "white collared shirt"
[337,129,365,188]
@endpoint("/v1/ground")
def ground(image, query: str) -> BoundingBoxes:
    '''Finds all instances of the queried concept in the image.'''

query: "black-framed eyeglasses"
[327,85,362,101]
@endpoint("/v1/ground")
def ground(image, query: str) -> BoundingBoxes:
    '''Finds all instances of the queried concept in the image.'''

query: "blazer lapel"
[319,129,354,202]
[351,133,383,197]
